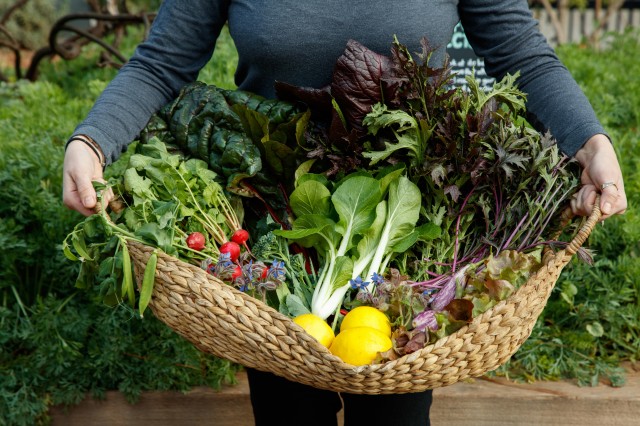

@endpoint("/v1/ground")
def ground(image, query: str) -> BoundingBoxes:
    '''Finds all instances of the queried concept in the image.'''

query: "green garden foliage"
[0,80,92,309]
[0,294,239,426]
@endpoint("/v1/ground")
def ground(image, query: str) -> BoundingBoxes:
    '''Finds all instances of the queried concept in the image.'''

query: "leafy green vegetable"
[139,81,309,224]
[276,173,421,321]
[362,103,431,166]
[362,176,422,281]
[63,138,243,314]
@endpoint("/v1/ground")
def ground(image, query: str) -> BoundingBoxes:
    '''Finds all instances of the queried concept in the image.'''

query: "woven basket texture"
[128,203,600,395]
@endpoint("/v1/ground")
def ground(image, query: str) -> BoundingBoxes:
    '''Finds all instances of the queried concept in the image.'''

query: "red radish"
[260,266,269,280]
[186,232,206,251]
[232,229,253,256]
[231,229,250,244]
[219,241,241,261]
[231,266,242,280]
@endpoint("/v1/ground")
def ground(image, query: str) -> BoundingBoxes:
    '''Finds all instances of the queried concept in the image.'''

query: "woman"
[62,1,627,425]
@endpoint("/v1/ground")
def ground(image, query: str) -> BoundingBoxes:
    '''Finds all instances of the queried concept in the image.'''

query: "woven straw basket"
[127,202,601,395]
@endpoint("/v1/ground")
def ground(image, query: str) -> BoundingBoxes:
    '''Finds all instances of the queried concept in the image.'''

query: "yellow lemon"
[340,306,392,337]
[329,326,393,366]
[293,313,335,348]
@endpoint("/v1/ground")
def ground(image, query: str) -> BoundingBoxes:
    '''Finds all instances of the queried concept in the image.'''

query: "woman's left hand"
[572,134,627,221]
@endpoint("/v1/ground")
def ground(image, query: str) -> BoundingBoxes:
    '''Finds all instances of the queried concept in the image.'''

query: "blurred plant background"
[0,0,638,424]
[1,0,69,49]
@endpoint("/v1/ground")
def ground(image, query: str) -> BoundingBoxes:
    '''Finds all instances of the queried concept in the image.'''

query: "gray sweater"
[73,0,606,164]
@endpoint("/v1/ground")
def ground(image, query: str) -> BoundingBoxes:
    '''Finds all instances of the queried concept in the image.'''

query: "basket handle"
[562,194,602,257]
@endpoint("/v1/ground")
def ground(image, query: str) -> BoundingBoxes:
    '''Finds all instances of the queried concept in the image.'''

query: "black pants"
[246,368,432,426]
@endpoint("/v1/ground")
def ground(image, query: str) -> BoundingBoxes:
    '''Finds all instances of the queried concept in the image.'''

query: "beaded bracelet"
[66,135,106,170]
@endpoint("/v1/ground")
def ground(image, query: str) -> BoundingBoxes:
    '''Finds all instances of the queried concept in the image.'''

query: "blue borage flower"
[349,276,370,290]
[204,254,286,297]
[218,252,233,267]
[242,259,256,283]
[422,289,437,304]
[201,257,215,273]
[209,252,237,278]
[356,291,383,308]
[268,259,286,280]
[371,272,385,286]
[256,280,278,292]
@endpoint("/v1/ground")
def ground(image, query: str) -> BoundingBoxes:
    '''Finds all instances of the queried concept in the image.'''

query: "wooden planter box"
[50,367,640,426]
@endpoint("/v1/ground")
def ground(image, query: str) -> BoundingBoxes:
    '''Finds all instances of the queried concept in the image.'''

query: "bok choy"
[275,172,421,320]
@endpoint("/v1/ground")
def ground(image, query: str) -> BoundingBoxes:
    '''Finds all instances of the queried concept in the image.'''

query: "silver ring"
[601,182,618,191]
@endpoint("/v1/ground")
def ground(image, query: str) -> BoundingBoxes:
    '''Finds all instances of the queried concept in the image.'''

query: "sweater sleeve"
[458,0,607,156]
[72,0,229,165]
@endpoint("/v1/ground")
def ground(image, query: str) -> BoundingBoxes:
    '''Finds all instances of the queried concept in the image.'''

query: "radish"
[186,232,206,251]
[260,266,269,280]
[232,228,253,256]
[231,229,250,244]
[220,241,241,261]
[231,265,242,280]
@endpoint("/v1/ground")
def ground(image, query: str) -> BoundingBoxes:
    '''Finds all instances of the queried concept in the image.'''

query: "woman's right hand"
[62,139,107,216]
[573,134,627,221]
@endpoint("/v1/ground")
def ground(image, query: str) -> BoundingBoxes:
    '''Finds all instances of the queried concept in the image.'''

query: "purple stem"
[515,195,545,251]
[516,182,564,251]
[452,184,478,272]
[411,274,449,288]
[533,191,571,244]
[500,210,530,252]
[421,258,452,267]
[468,246,489,264]
[487,185,499,235]
[491,180,506,238]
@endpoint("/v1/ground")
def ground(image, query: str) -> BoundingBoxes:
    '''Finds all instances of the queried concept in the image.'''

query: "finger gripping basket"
[127,204,600,395]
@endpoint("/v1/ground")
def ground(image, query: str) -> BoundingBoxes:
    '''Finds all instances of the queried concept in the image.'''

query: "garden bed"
[50,365,639,426]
